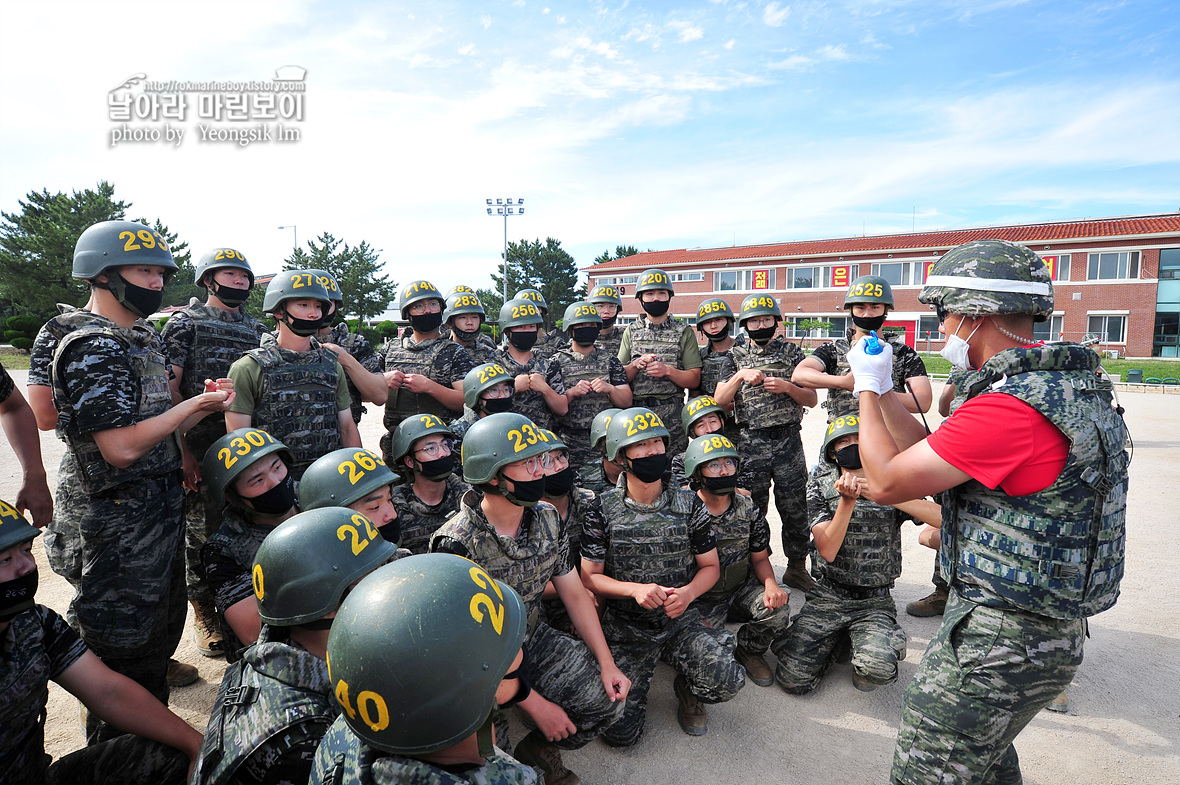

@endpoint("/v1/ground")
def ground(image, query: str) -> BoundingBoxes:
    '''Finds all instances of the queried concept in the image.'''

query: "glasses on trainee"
[482,384,513,399]
[408,300,442,315]
[515,452,554,474]
[703,458,738,473]
[935,304,949,323]
[414,438,454,459]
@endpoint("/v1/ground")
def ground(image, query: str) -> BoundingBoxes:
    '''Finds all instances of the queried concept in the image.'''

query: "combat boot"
[191,599,224,658]
[734,645,774,686]
[781,560,816,592]
[513,731,581,785]
[166,658,199,688]
[673,674,708,736]
[905,586,949,617]
[1044,690,1070,713]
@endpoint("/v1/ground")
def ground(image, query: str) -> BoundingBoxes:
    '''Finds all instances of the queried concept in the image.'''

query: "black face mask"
[640,299,669,318]
[281,312,323,337]
[508,331,538,352]
[318,304,343,330]
[834,444,863,470]
[701,474,739,495]
[377,520,401,547]
[480,395,514,415]
[571,326,600,347]
[543,464,576,498]
[600,315,617,329]
[416,454,455,481]
[746,325,777,345]
[501,474,546,507]
[109,271,164,319]
[244,472,297,516]
[408,311,443,334]
[852,313,887,333]
[0,569,38,623]
[498,646,533,709]
[704,326,730,344]
[210,280,251,307]
[451,325,481,343]
[628,453,668,484]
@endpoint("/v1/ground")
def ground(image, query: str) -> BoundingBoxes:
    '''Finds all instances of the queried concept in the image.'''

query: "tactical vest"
[330,322,378,422]
[697,494,757,603]
[455,333,499,365]
[553,347,614,430]
[598,484,697,622]
[627,316,687,399]
[595,326,623,360]
[941,344,1128,620]
[812,464,902,588]
[496,348,558,431]
[203,506,272,662]
[246,344,341,473]
[431,492,565,636]
[698,342,732,397]
[533,327,569,359]
[729,337,806,428]
[174,302,263,400]
[575,461,614,496]
[193,632,334,785]
[382,336,465,426]
[52,324,180,495]
[822,335,911,421]
[390,476,468,555]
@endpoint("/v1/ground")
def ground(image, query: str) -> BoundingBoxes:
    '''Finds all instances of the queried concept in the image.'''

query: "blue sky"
[1,0,1177,295]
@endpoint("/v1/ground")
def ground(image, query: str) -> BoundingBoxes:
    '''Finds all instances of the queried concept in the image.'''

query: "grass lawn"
[914,352,1180,380]
[0,348,31,370]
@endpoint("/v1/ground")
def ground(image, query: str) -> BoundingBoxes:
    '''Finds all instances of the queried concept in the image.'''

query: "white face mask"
[940,316,982,370]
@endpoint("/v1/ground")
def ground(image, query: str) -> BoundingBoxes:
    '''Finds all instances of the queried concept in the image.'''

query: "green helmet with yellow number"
[683,433,741,479]
[262,270,332,313]
[304,269,343,304]
[460,412,552,487]
[326,553,526,755]
[562,301,603,329]
[682,395,724,435]
[696,298,735,328]
[0,498,40,554]
[738,293,782,325]
[195,247,254,288]
[448,284,476,297]
[591,408,622,453]
[202,428,292,506]
[588,284,623,307]
[604,407,669,462]
[514,288,548,313]
[72,220,177,281]
[634,268,673,298]
[498,298,543,330]
[389,414,456,470]
[444,292,486,325]
[822,413,861,461]
[253,508,394,626]
[298,448,396,511]
[398,280,445,312]
[463,363,515,411]
[844,275,894,309]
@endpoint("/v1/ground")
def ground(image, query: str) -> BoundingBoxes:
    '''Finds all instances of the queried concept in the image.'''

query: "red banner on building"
[925,261,937,281]
[752,269,770,290]
[1041,255,1057,280]
[831,265,850,288]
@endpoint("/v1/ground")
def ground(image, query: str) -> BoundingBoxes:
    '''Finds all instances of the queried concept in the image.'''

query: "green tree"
[486,237,583,329]
[593,244,641,266]
[137,217,195,309]
[4,315,40,352]
[282,233,398,321]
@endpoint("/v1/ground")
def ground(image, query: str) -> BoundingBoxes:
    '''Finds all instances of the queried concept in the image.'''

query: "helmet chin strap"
[476,712,495,760]
[989,317,1038,346]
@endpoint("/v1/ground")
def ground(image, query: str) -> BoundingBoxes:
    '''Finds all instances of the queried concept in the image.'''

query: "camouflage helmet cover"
[683,433,741,479]
[325,554,526,754]
[463,363,514,410]
[262,270,331,313]
[202,428,293,506]
[72,220,177,280]
[460,412,554,485]
[604,406,669,462]
[562,301,603,329]
[195,247,254,288]
[918,239,1054,320]
[298,448,396,511]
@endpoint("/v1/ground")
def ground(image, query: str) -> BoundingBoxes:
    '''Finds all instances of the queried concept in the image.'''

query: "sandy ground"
[2,369,1177,785]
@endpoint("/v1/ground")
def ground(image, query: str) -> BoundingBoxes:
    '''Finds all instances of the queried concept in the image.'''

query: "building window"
[1160,248,1180,280]
[596,275,637,286]
[713,269,776,291]
[918,315,944,341]
[871,261,926,287]
[669,272,704,282]
[1032,315,1063,343]
[714,271,740,291]
[1088,314,1126,343]
[784,267,816,289]
[1042,254,1071,281]
[1154,312,1179,357]
[1087,251,1139,281]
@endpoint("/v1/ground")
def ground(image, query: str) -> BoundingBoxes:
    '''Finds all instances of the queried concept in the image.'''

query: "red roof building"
[586,213,1180,358]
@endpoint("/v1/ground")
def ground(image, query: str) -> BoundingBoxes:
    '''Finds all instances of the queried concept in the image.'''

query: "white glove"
[847,335,894,398]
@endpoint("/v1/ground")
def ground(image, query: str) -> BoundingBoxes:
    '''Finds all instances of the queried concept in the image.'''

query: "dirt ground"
[2,369,1176,785]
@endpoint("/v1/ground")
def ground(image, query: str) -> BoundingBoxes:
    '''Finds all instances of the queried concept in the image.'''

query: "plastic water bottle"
[864,330,884,355]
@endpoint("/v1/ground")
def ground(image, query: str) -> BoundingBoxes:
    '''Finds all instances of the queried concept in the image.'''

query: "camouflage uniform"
[583,480,745,746]
[697,334,745,397]
[191,626,335,785]
[549,346,628,468]
[202,506,272,662]
[810,334,928,424]
[532,327,569,359]
[231,344,343,479]
[431,491,624,750]
[719,336,811,561]
[541,487,604,634]
[388,475,469,555]
[692,492,789,656]
[892,345,1127,785]
[2,606,188,785]
[494,346,565,433]
[29,305,110,595]
[381,336,472,462]
[330,321,382,424]
[310,716,540,785]
[161,300,265,610]
[619,314,700,455]
[772,461,910,693]
[50,323,187,744]
[594,325,623,359]
[575,460,616,497]
[454,332,500,365]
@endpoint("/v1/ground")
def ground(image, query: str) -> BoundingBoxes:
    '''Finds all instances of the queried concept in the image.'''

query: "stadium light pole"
[278,225,297,253]
[485,198,525,305]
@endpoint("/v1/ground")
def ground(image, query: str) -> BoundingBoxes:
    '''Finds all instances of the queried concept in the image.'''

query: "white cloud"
[480,14,492,29]
[670,21,705,43]
[763,2,791,27]
[817,44,850,61]
[458,43,477,55]
[623,24,657,43]
[768,53,814,70]
[724,38,736,50]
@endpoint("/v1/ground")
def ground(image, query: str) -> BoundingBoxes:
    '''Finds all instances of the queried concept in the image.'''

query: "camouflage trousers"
[43,452,87,604]
[737,424,809,561]
[71,472,188,745]
[696,574,792,656]
[557,426,598,471]
[634,395,688,457]
[44,733,189,785]
[183,483,224,604]
[598,607,745,747]
[890,590,1084,785]
[771,580,906,693]
[495,620,625,752]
